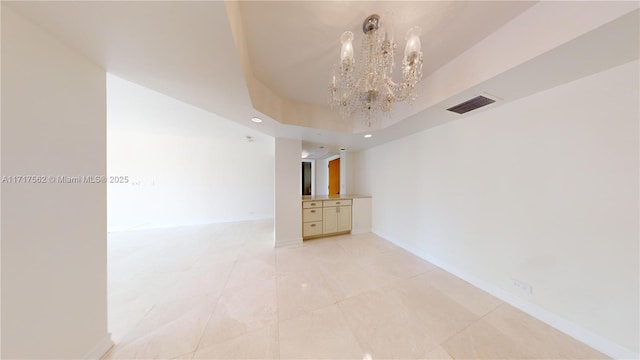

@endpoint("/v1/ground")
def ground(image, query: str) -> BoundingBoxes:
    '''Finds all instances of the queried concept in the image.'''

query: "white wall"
[107,75,274,232]
[339,149,348,194]
[274,138,302,246]
[353,60,639,357]
[344,151,357,195]
[315,157,330,196]
[1,6,111,358]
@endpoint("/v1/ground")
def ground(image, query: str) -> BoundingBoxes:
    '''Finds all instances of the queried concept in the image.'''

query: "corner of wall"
[378,231,640,360]
[83,334,114,360]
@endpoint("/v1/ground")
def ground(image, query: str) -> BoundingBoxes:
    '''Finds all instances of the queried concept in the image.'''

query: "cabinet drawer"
[303,208,322,222]
[303,201,322,209]
[323,199,352,207]
[303,221,323,237]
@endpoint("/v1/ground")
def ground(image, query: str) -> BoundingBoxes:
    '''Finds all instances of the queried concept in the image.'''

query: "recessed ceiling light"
[301,152,309,159]
[364,134,372,138]
[251,117,262,123]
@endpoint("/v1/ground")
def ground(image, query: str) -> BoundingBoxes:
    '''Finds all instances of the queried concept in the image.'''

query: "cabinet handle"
[310,224,316,227]
[310,210,316,213]
[311,203,316,206]
[336,202,341,204]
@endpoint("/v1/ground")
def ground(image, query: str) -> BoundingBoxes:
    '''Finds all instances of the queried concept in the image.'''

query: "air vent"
[447,95,496,114]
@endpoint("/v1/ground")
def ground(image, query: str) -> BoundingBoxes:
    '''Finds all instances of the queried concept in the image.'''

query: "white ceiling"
[239,1,534,106]
[4,1,639,159]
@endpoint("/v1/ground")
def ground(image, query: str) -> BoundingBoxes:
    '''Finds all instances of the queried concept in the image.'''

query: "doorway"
[302,162,312,195]
[328,157,340,195]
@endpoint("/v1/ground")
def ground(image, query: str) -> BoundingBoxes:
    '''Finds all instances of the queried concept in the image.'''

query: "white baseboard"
[84,333,114,360]
[274,237,303,248]
[376,231,639,360]
[107,217,274,233]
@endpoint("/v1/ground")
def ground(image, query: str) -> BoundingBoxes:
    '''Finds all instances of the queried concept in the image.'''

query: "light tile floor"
[103,220,608,359]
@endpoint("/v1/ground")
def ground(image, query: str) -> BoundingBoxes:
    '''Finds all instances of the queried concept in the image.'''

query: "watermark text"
[2,175,130,184]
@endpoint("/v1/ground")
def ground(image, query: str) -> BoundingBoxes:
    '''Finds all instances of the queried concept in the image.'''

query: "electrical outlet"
[511,278,532,294]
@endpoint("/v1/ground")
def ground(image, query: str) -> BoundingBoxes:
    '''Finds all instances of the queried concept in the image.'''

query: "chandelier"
[329,14,423,128]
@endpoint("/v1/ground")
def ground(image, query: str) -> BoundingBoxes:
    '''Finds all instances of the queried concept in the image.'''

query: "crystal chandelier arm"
[384,77,412,102]
[329,15,424,126]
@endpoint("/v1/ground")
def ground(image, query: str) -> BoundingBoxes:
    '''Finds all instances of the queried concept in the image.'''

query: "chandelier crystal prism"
[329,14,423,128]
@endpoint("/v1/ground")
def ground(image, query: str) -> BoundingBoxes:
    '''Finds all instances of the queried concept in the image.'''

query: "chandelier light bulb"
[404,26,422,59]
[340,31,354,62]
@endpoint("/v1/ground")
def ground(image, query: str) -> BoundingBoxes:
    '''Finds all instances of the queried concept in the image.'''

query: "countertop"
[302,194,371,201]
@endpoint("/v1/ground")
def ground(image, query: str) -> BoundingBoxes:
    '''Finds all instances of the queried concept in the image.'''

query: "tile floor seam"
[194,321,279,357]
[171,350,196,360]
[286,300,343,321]
[112,303,158,346]
[437,298,507,348]
[396,265,440,283]
[334,238,380,260]
[309,260,344,308]
[326,261,407,304]
[349,252,401,291]
[190,256,240,357]
[334,298,375,359]
[189,302,216,358]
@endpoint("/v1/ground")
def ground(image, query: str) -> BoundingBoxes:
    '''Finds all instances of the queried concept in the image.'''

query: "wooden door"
[328,158,340,194]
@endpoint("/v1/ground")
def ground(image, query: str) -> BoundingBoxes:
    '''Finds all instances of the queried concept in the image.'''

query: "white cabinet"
[322,207,338,234]
[337,205,352,232]
[302,201,323,238]
[302,199,352,239]
[303,221,322,237]
[303,208,322,222]
[322,199,352,235]
[303,201,322,209]
[322,204,352,234]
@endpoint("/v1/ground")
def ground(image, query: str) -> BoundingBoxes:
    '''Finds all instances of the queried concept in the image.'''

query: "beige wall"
[274,138,302,247]
[1,6,111,358]
[353,60,639,357]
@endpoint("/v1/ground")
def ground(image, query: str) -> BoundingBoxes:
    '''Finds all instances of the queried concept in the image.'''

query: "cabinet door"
[337,205,352,232]
[323,207,338,234]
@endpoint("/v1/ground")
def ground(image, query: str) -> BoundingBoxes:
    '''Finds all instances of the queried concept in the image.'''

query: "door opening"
[302,161,312,195]
[328,157,340,195]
